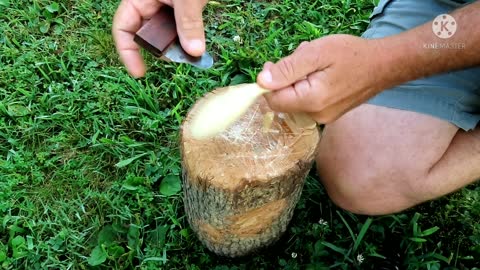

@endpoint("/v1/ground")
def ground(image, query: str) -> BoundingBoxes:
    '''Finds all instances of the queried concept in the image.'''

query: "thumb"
[257,41,326,90]
[173,1,207,57]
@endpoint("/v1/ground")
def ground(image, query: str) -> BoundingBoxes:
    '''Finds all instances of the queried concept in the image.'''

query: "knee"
[320,173,418,216]
[316,158,422,216]
[325,187,408,216]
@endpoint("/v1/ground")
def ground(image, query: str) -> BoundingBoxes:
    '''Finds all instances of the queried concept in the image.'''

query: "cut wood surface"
[180,84,321,257]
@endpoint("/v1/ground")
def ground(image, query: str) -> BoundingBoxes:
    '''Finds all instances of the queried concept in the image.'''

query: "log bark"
[180,85,320,257]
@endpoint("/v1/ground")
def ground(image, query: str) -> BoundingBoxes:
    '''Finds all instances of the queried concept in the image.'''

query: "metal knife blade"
[162,41,213,69]
[134,6,214,69]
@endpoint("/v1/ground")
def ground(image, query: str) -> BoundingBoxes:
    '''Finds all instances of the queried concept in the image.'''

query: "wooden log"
[180,84,320,257]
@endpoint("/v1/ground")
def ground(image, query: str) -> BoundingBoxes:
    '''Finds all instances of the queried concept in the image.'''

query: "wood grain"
[180,86,321,257]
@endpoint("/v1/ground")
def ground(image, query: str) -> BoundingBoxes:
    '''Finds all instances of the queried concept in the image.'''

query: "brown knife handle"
[134,6,177,57]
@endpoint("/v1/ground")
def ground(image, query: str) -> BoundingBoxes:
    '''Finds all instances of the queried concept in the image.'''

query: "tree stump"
[180,85,321,257]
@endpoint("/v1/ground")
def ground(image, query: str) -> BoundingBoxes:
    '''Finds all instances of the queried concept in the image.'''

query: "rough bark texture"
[180,85,320,257]
[181,159,314,257]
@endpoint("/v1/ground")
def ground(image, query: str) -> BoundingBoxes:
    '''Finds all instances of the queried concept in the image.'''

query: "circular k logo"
[432,14,457,39]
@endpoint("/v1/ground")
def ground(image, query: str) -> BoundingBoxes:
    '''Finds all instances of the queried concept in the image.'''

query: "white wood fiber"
[189,83,268,139]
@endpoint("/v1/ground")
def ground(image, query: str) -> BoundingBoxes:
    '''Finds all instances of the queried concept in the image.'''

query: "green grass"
[0,0,479,269]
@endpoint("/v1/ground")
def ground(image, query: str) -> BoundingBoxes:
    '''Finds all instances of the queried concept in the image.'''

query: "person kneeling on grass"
[112,0,480,215]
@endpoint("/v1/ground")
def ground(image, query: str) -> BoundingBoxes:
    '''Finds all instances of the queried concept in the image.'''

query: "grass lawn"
[1,0,479,269]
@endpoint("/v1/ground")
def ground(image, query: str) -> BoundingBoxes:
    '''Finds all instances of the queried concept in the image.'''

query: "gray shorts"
[363,0,480,131]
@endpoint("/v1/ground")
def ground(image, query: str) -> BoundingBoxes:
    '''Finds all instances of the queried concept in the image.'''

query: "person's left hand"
[257,34,388,123]
[112,0,208,78]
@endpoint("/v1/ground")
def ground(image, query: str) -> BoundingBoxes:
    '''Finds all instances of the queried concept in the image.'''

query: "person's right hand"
[257,35,386,124]
[112,0,207,78]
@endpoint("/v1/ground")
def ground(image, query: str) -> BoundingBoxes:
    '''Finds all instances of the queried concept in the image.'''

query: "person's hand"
[257,34,386,124]
[112,0,207,78]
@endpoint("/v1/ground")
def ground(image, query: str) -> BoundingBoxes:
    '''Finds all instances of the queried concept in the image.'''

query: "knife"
[133,5,214,69]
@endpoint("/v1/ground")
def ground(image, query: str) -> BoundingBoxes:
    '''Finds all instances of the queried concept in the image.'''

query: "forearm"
[372,1,480,91]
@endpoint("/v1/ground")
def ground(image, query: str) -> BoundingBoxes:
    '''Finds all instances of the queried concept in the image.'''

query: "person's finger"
[307,96,359,124]
[263,61,274,70]
[308,81,379,124]
[264,71,328,112]
[296,41,310,50]
[262,42,309,74]
[112,1,143,77]
[173,0,207,56]
[257,40,329,90]
[112,0,163,77]
[307,108,344,124]
[257,61,274,83]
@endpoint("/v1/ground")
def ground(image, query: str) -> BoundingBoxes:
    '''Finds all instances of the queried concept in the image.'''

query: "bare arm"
[374,1,480,92]
[257,1,480,123]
